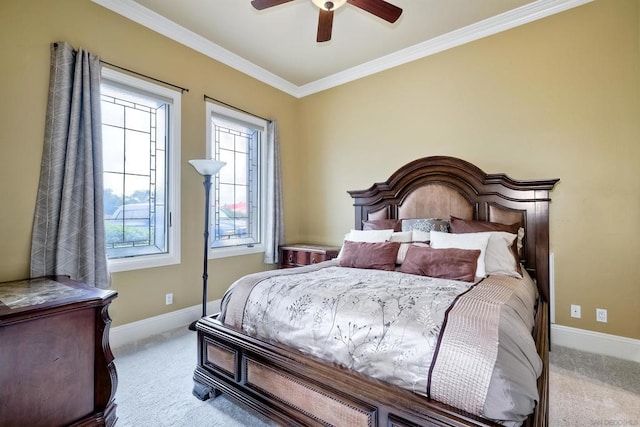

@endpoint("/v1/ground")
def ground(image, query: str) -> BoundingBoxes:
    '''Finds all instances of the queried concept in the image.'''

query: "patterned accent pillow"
[402,218,450,233]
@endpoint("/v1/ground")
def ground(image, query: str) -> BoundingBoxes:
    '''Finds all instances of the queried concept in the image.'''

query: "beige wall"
[298,0,640,340]
[1,0,638,340]
[0,0,301,326]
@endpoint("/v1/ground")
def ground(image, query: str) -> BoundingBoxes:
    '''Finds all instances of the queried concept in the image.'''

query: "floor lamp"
[188,159,226,331]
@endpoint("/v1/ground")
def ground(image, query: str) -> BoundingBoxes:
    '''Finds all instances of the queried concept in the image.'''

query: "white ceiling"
[92,0,591,98]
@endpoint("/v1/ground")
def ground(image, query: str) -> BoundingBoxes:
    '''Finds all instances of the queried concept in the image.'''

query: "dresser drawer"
[295,251,310,265]
[281,249,296,267]
[310,252,329,264]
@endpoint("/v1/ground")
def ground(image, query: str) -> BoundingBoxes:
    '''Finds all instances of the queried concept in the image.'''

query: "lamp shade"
[188,159,226,176]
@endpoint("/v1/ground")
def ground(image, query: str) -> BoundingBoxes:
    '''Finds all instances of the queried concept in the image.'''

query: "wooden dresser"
[279,243,340,268]
[0,276,118,427]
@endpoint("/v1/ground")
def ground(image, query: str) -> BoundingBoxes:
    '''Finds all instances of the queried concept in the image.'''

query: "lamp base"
[188,319,199,331]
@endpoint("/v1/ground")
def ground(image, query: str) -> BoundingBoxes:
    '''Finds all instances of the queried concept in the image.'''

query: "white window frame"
[101,68,181,272]
[205,102,267,259]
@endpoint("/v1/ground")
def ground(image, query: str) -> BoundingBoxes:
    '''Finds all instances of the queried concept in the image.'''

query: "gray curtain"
[30,42,109,288]
[263,120,284,264]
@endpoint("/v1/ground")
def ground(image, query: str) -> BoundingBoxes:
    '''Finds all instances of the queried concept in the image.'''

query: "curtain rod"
[52,42,189,93]
[203,94,270,122]
[101,61,189,93]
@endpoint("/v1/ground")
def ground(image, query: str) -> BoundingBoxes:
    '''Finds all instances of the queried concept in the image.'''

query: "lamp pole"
[200,174,212,318]
[188,159,226,331]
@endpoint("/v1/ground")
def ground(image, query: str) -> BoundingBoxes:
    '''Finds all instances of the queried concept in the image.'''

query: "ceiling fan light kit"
[251,0,402,42]
[311,0,347,11]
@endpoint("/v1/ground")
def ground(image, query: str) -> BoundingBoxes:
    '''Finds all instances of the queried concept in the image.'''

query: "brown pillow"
[449,216,522,274]
[338,241,401,271]
[399,246,480,282]
[449,216,520,234]
[362,219,402,232]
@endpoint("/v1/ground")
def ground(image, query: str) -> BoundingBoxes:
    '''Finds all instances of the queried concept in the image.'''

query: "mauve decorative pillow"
[449,216,522,274]
[449,216,520,234]
[338,241,401,271]
[399,246,480,282]
[362,219,402,232]
[429,231,490,277]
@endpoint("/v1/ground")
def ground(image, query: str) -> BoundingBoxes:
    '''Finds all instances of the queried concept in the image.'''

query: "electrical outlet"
[571,304,581,319]
[165,293,173,305]
[596,308,607,323]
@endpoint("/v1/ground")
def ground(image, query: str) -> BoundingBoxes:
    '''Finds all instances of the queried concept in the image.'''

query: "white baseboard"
[551,324,640,363]
[109,299,221,349]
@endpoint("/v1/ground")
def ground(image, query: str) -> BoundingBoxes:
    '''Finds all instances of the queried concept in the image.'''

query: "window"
[100,69,181,272]
[206,102,267,258]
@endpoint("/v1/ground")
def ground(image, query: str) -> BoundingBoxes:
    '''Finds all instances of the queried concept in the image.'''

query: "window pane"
[102,85,169,260]
[209,107,262,250]
[101,100,124,127]
[125,106,150,133]
[234,151,247,185]
[219,183,235,207]
[104,173,124,217]
[235,134,248,154]
[218,127,235,151]
[218,149,235,183]
[125,130,151,176]
[102,126,124,173]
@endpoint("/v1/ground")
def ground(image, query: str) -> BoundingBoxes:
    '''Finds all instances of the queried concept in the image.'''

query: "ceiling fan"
[251,0,403,42]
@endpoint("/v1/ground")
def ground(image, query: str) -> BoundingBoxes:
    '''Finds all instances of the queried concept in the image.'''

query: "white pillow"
[482,231,521,278]
[346,229,395,242]
[389,231,413,242]
[517,227,525,255]
[411,230,431,242]
[430,231,490,277]
[338,229,395,259]
[389,231,413,264]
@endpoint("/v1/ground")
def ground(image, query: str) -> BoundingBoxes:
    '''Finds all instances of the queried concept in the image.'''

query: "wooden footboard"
[193,306,548,427]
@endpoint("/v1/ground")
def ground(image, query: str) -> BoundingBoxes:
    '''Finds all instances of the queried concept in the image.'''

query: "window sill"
[108,252,180,273]
[209,244,264,259]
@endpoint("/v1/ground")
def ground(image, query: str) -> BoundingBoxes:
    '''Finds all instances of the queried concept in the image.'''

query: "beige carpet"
[113,327,275,427]
[113,326,640,426]
[549,345,640,427]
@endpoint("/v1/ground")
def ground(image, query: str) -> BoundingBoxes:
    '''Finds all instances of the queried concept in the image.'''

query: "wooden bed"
[193,156,559,426]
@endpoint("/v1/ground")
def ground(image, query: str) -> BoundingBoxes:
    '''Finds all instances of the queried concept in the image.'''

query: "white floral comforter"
[219,260,542,425]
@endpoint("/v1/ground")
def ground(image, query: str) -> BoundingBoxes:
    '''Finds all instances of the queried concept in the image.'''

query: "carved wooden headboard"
[348,156,559,302]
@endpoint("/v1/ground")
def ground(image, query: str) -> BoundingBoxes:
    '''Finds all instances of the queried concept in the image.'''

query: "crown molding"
[92,0,592,99]
[297,0,593,96]
[92,0,299,95]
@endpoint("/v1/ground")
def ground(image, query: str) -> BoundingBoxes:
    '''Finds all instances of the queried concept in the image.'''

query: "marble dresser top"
[0,277,85,309]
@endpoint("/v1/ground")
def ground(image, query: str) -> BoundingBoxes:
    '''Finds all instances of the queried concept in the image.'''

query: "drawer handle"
[288,253,294,262]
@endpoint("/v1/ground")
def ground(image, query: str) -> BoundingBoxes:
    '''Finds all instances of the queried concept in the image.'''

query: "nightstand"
[279,243,340,268]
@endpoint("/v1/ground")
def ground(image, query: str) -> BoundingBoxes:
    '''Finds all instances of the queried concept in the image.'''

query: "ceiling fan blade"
[250,0,295,10]
[347,0,402,23]
[317,8,334,42]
